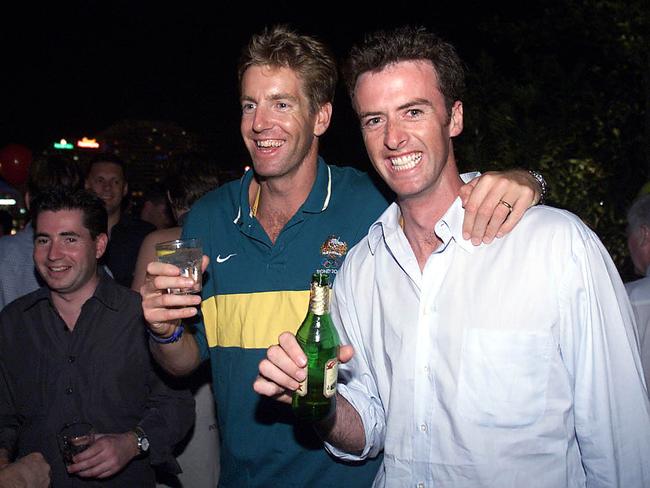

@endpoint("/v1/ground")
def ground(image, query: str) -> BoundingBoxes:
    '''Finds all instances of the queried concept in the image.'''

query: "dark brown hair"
[237,25,338,114]
[343,25,466,119]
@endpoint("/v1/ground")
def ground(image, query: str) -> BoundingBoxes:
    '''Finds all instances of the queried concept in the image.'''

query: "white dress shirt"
[327,198,650,488]
[625,268,650,399]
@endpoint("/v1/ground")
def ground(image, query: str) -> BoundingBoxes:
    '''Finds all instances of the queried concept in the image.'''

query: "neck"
[399,168,463,271]
[251,153,319,243]
[107,209,121,234]
[51,272,100,330]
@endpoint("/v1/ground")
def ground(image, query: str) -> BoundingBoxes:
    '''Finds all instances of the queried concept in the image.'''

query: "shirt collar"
[21,269,120,312]
[367,197,477,255]
[233,157,332,224]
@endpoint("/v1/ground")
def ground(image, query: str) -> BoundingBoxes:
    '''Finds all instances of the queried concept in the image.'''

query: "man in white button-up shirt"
[625,194,650,399]
[254,26,650,487]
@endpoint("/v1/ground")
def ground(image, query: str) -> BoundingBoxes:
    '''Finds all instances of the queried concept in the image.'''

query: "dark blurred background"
[1,0,648,279]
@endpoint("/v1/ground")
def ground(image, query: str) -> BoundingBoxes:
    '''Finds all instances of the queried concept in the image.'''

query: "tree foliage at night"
[455,0,648,281]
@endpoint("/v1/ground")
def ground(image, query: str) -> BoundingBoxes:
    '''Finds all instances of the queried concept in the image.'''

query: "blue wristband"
[148,325,184,344]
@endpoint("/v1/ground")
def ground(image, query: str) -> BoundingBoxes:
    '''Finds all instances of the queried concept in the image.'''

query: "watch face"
[141,436,150,452]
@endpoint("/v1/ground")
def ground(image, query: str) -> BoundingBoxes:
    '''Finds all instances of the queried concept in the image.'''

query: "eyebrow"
[34,231,81,240]
[240,93,300,104]
[398,98,434,110]
[359,98,434,119]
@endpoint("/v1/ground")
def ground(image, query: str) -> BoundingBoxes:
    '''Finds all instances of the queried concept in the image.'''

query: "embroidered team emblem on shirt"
[317,235,348,275]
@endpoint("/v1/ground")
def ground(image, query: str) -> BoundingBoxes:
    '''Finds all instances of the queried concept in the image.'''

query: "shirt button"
[420,424,427,432]
[65,387,73,394]
[423,365,429,372]
[68,356,75,363]
[418,483,425,488]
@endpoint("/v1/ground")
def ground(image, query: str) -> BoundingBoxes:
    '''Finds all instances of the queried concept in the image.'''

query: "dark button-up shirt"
[0,273,195,487]
[104,213,155,287]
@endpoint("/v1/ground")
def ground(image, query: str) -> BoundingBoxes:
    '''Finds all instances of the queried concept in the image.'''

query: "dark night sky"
[1,2,540,170]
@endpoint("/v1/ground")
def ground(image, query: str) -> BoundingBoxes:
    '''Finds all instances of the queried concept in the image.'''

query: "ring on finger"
[499,199,513,213]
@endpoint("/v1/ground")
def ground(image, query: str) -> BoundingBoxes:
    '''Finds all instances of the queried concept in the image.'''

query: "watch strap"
[528,170,548,205]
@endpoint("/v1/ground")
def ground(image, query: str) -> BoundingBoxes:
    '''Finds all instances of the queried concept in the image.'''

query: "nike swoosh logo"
[216,253,237,263]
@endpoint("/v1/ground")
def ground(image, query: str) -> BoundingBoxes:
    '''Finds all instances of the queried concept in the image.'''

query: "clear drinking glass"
[57,422,95,465]
[155,238,203,294]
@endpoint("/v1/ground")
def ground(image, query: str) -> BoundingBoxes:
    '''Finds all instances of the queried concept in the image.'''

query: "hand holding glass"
[155,238,203,294]
[57,422,95,465]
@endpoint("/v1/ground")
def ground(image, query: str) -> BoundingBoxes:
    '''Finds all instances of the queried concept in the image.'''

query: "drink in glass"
[155,238,203,294]
[57,422,95,465]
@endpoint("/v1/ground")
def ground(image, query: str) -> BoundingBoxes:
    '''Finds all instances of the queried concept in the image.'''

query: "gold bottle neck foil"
[310,283,330,316]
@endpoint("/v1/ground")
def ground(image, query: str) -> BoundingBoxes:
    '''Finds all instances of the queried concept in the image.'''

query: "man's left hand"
[460,169,541,245]
[66,432,138,479]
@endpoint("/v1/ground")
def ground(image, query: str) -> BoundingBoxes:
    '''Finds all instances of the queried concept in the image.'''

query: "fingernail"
[463,232,470,240]
[471,237,480,246]
[296,369,306,381]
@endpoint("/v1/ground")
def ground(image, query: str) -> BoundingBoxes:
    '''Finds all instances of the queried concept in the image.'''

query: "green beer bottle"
[292,272,340,422]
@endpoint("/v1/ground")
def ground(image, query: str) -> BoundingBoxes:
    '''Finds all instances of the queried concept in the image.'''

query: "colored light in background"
[0,199,16,205]
[77,137,100,149]
[53,139,74,150]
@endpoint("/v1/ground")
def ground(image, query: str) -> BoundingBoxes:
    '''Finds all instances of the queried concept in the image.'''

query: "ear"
[122,182,129,198]
[95,233,109,259]
[449,100,463,138]
[313,102,333,137]
[639,225,650,247]
[24,191,31,211]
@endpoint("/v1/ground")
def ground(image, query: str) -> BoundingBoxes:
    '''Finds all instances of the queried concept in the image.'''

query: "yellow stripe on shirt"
[201,290,311,349]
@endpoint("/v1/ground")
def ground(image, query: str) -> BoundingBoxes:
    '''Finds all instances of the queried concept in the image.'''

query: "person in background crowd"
[0,188,194,487]
[255,25,650,487]
[132,154,221,488]
[140,25,544,487]
[85,154,155,287]
[0,453,50,488]
[0,154,85,311]
[625,193,650,397]
[139,185,174,231]
[0,210,12,238]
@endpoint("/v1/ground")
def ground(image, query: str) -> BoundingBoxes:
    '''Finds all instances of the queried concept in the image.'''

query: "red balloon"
[0,144,32,187]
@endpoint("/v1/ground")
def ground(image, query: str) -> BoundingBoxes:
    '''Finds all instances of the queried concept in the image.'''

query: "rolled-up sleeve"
[323,261,386,461]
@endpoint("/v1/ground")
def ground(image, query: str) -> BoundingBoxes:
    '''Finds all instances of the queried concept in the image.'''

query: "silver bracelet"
[528,170,547,205]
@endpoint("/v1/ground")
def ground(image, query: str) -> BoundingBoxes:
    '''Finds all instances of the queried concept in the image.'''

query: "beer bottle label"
[323,358,338,398]
[296,374,308,397]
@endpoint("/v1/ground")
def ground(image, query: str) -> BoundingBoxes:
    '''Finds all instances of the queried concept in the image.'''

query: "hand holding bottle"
[254,332,355,404]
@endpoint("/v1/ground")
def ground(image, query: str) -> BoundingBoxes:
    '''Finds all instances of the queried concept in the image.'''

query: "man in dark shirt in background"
[0,154,85,311]
[0,188,194,487]
[85,155,155,286]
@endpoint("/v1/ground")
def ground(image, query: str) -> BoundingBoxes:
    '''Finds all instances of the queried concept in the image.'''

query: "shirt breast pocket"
[456,328,553,428]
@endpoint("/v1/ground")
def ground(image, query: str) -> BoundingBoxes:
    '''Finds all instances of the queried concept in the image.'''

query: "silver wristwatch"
[133,426,150,455]
[528,170,548,205]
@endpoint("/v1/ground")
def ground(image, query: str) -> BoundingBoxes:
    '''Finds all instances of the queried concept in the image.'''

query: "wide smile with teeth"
[256,139,284,148]
[49,266,70,272]
[390,152,422,171]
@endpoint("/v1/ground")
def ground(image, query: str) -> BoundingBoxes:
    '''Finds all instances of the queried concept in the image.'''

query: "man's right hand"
[140,256,209,337]
[0,452,51,488]
[253,331,355,403]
